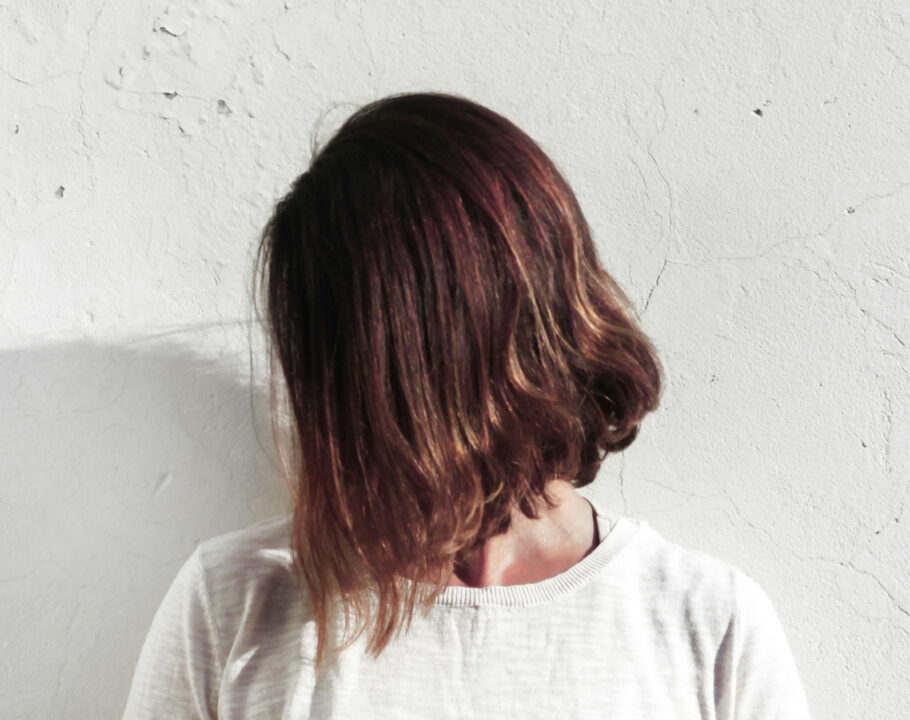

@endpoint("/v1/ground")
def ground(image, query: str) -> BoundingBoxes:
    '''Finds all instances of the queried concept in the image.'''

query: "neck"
[444,482,599,588]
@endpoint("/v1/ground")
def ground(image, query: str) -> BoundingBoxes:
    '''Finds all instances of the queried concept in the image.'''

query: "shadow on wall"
[0,337,291,719]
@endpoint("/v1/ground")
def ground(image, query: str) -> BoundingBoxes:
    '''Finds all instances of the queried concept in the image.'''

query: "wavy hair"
[252,91,663,672]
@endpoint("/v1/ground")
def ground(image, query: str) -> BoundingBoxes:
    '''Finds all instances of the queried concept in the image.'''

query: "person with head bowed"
[123,92,812,720]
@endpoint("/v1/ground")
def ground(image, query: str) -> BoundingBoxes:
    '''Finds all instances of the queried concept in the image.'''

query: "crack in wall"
[641,72,675,316]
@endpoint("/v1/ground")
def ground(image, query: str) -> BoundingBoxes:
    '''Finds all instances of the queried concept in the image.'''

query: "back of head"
[253,91,663,670]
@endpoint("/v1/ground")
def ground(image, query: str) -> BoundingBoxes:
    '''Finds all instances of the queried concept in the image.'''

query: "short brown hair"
[252,91,662,673]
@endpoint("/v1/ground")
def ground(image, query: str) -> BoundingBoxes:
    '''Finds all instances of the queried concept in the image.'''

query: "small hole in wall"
[217,99,232,115]
[752,108,763,117]
[55,186,65,199]
[846,206,855,214]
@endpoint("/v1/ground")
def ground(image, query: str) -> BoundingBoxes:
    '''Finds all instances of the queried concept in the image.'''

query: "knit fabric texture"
[123,497,812,719]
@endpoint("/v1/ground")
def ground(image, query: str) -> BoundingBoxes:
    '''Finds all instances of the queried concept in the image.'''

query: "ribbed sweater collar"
[404,496,643,608]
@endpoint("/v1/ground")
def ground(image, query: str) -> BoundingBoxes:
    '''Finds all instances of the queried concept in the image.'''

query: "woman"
[123,92,812,718]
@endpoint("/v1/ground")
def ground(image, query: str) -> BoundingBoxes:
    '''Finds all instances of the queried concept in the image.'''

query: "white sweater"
[122,498,812,719]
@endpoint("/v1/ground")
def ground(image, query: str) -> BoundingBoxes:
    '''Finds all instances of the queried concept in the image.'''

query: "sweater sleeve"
[122,547,225,720]
[713,569,812,720]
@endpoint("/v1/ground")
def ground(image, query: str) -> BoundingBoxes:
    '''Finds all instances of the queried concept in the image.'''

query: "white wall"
[2,1,908,717]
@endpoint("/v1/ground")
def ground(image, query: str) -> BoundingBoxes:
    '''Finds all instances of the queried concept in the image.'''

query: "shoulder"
[627,518,742,595]
[614,519,811,716]
[188,514,304,636]
[192,513,297,590]
[193,513,295,575]
[123,515,299,717]
[618,517,773,638]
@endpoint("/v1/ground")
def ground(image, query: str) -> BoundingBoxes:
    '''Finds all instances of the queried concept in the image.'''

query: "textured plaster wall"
[2,1,908,717]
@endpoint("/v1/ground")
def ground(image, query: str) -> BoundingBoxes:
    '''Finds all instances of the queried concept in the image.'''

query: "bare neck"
[444,482,599,588]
